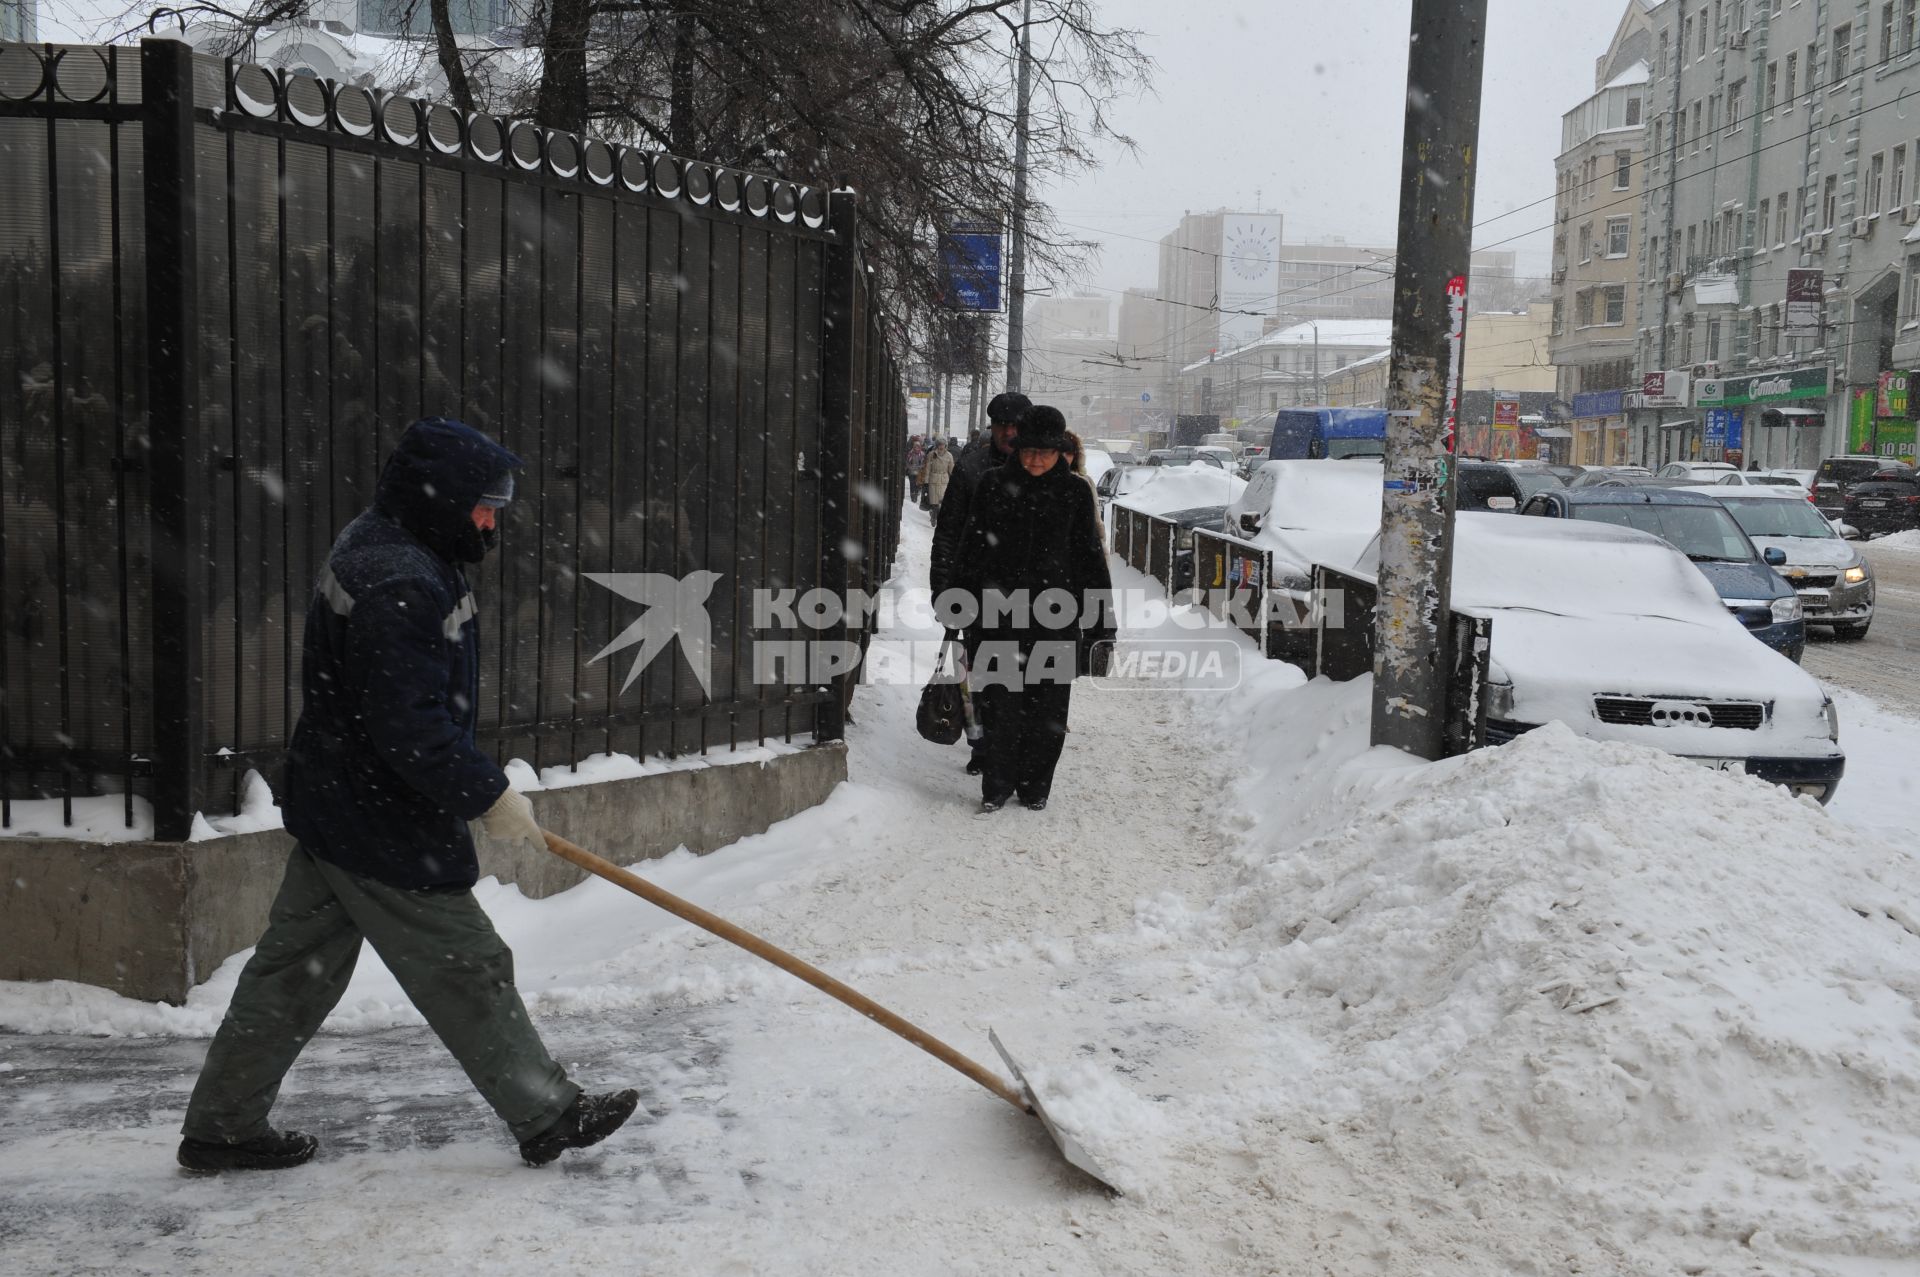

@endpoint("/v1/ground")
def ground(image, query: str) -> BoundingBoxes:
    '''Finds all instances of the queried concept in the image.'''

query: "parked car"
[1457,460,1523,511]
[1839,471,1920,537]
[1544,463,1588,484]
[1236,444,1270,477]
[1500,462,1566,502]
[1224,459,1385,621]
[1678,485,1875,640]
[1193,445,1238,469]
[1713,471,1807,489]
[1352,513,1844,802]
[1567,465,1654,488]
[1146,447,1228,469]
[1519,486,1805,661]
[1763,468,1818,491]
[1656,461,1739,481]
[1812,456,1917,516]
[1094,463,1157,528]
[1165,506,1232,594]
[1082,446,1116,484]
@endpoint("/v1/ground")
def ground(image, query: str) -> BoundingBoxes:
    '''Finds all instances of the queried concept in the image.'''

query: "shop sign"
[1493,399,1521,428]
[1785,268,1823,339]
[1702,408,1743,460]
[1571,389,1625,418]
[1695,365,1828,407]
[1640,371,1691,407]
[1877,371,1910,418]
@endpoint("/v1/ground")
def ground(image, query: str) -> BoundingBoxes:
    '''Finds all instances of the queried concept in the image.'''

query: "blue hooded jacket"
[283,418,524,890]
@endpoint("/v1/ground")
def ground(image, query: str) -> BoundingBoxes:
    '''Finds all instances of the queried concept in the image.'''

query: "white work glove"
[481,787,543,849]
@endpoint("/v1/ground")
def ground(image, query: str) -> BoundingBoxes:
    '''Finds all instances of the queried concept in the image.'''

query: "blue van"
[1268,407,1387,460]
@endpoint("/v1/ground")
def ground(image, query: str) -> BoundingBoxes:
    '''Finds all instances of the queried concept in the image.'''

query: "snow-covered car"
[1712,470,1807,489]
[1082,446,1115,484]
[1764,468,1818,490]
[1657,461,1739,481]
[1519,486,1806,662]
[1353,514,1845,802]
[1223,459,1383,610]
[1110,464,1246,519]
[1678,485,1876,640]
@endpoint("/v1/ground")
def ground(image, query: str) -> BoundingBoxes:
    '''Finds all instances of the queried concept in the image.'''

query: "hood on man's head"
[376,418,524,562]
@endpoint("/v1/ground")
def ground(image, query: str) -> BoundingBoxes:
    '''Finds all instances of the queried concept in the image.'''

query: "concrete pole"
[1003,0,1032,392]
[1369,0,1488,759]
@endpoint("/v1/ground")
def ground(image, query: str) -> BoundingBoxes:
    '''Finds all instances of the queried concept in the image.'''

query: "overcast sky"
[1046,0,1634,299]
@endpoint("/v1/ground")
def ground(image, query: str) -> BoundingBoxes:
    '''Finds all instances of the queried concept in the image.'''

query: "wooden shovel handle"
[541,829,1031,1114]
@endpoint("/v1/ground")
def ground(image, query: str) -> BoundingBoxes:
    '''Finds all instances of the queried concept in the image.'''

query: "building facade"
[1173,320,1394,426]
[1,0,35,42]
[1636,0,1920,469]
[1551,2,1655,465]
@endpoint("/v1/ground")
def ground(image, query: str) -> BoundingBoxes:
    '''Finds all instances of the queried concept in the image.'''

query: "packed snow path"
[0,518,1255,1275]
[4,514,1919,1276]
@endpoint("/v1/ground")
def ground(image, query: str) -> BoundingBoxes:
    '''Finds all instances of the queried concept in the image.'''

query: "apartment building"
[1551,2,1655,465]
[1636,0,1920,468]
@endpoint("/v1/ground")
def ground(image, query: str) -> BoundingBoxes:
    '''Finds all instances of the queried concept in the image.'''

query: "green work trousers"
[182,845,579,1144]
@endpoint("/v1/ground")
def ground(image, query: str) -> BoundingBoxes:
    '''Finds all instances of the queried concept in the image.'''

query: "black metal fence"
[0,39,904,838]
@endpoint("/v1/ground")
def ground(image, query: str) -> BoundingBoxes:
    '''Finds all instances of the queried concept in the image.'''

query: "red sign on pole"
[1493,399,1521,428]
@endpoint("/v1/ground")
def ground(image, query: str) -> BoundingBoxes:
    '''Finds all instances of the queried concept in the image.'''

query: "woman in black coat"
[956,405,1116,811]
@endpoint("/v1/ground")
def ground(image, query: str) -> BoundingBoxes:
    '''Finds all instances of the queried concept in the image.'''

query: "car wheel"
[1830,621,1871,642]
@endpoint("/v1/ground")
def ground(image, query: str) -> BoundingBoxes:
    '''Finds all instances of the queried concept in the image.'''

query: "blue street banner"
[942,223,1003,311]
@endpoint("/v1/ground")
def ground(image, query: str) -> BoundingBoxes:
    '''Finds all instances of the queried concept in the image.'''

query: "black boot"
[177,1128,318,1173]
[519,1089,641,1167]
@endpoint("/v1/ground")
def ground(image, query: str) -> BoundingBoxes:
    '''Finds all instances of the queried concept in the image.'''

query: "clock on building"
[1225,222,1277,282]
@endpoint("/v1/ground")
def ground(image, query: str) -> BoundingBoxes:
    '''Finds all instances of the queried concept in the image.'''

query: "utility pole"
[1370,0,1487,759]
[1003,0,1032,392]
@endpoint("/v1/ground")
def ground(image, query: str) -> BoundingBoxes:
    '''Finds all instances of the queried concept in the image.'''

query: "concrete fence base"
[0,742,847,1005]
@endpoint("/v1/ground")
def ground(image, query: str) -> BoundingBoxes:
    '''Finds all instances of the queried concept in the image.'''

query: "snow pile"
[1179,678,1920,1261]
[1870,528,1920,554]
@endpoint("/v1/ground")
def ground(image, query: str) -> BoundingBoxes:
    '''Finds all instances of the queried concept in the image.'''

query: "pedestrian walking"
[931,391,1031,776]
[924,438,956,523]
[177,417,638,1174]
[957,405,1115,812]
[904,435,927,502]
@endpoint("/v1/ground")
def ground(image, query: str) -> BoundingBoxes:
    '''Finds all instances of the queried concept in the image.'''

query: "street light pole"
[1003,0,1033,393]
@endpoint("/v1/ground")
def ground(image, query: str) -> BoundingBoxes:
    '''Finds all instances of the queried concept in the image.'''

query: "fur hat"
[986,391,1033,425]
[1012,405,1070,452]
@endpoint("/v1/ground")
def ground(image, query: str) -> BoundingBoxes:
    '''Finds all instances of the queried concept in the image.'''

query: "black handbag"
[916,635,966,745]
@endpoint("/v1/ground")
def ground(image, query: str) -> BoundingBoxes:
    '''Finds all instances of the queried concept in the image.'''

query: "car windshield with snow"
[1519,486,1805,662]
[1353,514,1844,802]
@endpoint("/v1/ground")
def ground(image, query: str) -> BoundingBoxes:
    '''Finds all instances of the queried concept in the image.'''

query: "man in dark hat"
[956,404,1114,811]
[177,417,638,1174]
[930,390,1031,774]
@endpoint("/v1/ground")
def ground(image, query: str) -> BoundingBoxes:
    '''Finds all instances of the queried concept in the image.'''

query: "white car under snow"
[1355,513,1845,802]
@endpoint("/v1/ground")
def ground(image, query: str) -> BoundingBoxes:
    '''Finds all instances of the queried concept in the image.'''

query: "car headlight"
[1771,595,1803,623]
[1823,696,1840,743]
[1843,565,1868,584]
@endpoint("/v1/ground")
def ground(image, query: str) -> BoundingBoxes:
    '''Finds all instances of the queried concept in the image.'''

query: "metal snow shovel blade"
[540,829,1118,1193]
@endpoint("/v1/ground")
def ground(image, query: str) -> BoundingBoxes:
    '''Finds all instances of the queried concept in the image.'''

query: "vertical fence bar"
[814,191,857,743]
[143,38,204,841]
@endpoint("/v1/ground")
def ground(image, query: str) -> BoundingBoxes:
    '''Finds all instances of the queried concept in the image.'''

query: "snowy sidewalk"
[4,514,1920,1276]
